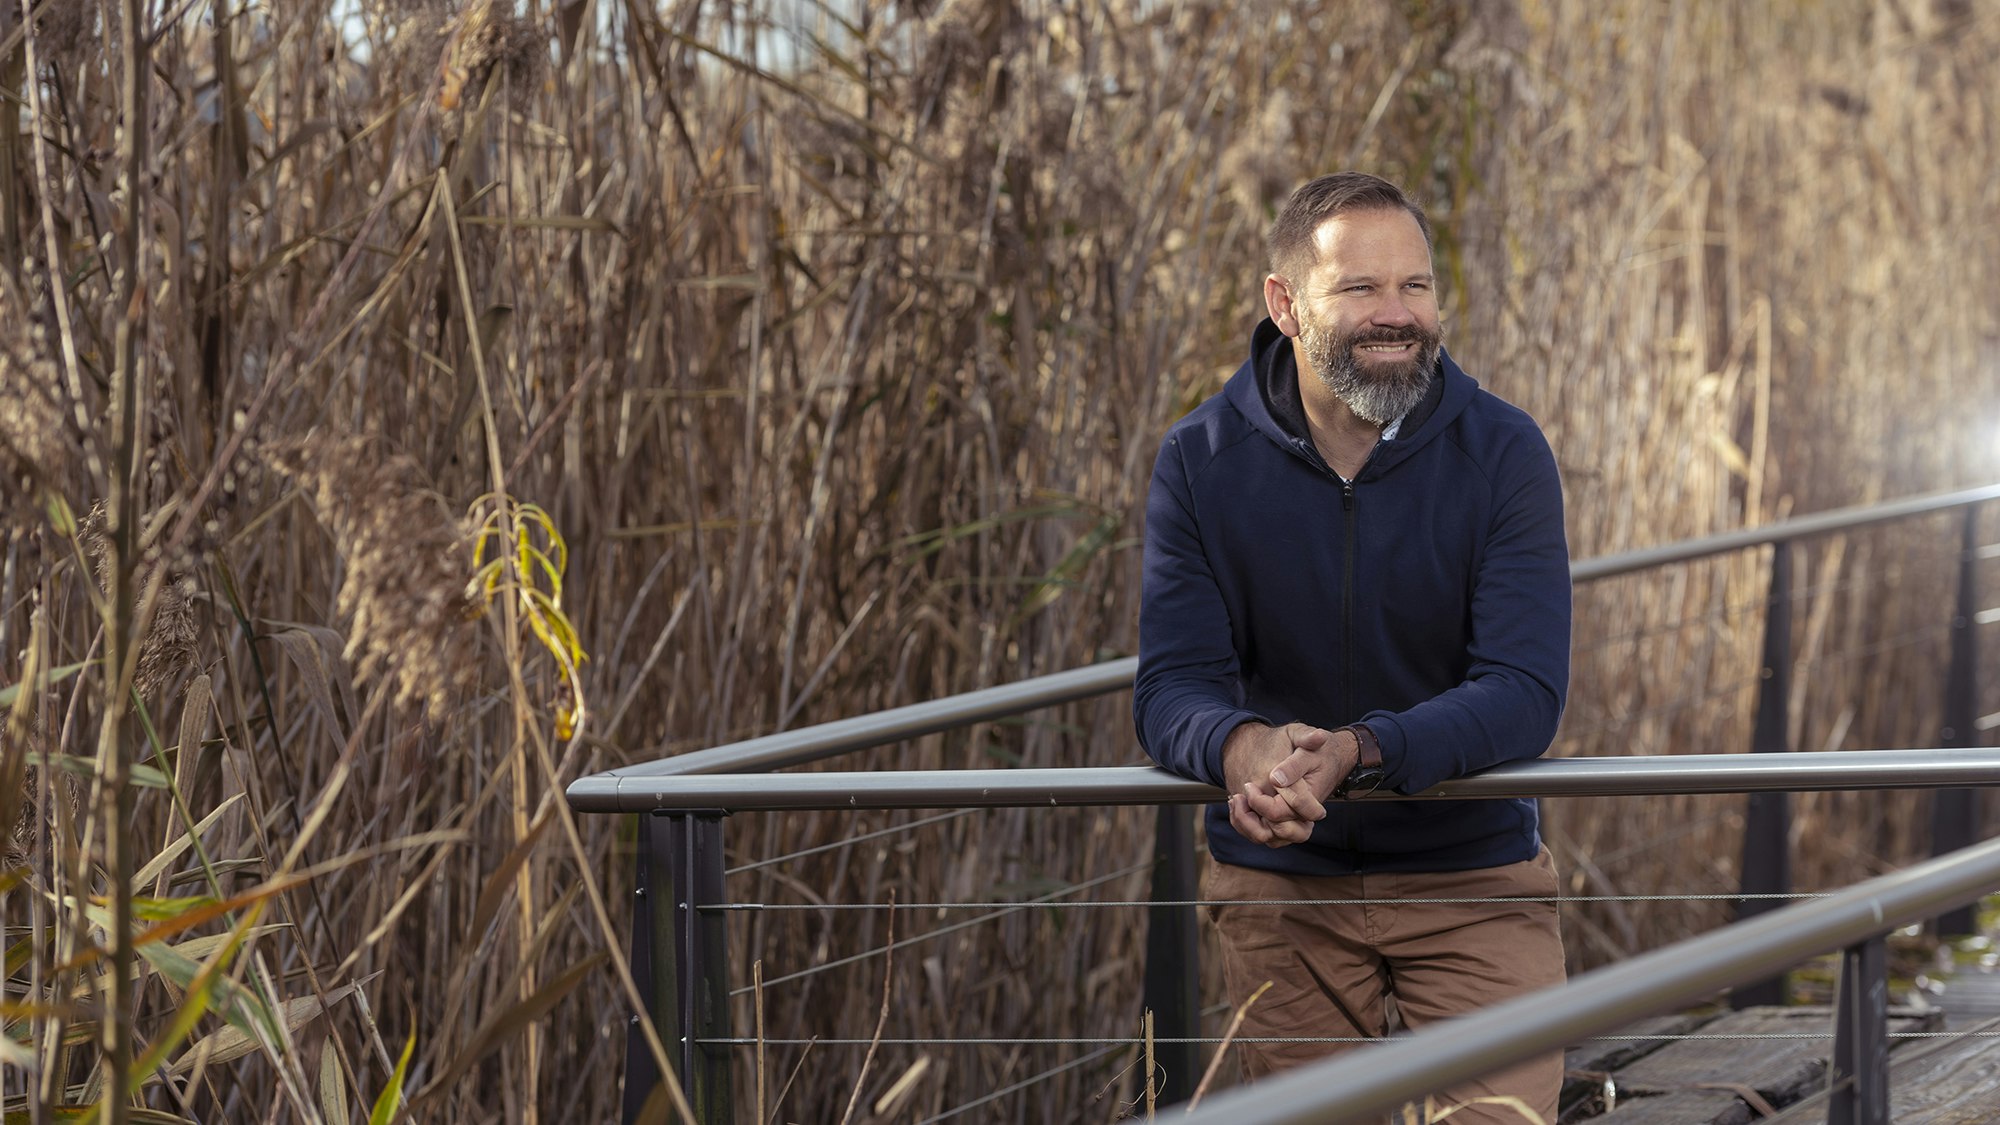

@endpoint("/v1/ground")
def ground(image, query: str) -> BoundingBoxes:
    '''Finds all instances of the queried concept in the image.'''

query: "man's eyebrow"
[1330,272,1434,287]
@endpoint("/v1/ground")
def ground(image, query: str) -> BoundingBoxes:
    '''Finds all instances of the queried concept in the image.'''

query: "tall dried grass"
[1,0,1996,1121]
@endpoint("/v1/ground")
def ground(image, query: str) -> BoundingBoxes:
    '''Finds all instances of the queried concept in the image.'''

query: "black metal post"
[667,812,734,1123]
[1143,804,1201,1106]
[623,812,678,1123]
[1829,934,1889,1125]
[1932,506,1981,936]
[1734,544,1794,1009]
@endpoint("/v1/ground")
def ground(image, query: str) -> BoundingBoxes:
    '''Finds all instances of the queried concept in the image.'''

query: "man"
[1133,172,1571,1122]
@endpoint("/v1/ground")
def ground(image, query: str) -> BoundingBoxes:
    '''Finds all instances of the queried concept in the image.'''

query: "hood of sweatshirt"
[1222,316,1476,479]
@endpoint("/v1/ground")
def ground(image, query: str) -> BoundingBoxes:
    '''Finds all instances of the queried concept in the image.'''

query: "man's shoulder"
[1442,382,1554,459]
[1453,379,1545,435]
[1158,385,1265,476]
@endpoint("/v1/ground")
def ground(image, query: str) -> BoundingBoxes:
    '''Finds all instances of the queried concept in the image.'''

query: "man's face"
[1288,208,1442,426]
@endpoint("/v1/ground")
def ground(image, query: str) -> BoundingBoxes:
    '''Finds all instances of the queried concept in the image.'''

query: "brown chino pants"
[1206,846,1566,1124]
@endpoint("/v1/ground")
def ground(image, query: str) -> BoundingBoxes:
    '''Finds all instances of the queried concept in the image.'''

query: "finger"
[1268,748,1319,789]
[1276,783,1328,823]
[1229,794,1276,845]
[1269,816,1314,845]
[1241,782,1296,824]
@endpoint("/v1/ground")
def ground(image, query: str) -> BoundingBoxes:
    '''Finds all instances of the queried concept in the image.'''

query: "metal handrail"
[571,482,2000,796]
[568,747,2000,812]
[1567,481,2000,581]
[1177,833,2000,1125]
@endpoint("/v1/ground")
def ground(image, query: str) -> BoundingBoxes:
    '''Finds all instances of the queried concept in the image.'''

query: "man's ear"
[1263,274,1299,337]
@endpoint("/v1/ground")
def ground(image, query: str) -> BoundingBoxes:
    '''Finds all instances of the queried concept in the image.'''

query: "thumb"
[1269,747,1322,789]
[1287,724,1330,750]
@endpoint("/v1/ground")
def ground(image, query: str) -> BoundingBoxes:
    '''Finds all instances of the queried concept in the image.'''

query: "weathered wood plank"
[1561,1011,1723,1122]
[1766,1016,2000,1124]
[1584,1088,1751,1125]
[1610,1008,1839,1098]
[1582,1007,1939,1123]
[1943,970,2000,1028]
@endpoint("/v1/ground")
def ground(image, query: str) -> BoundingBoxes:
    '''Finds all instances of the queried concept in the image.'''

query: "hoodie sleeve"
[1362,425,1572,794]
[1132,432,1267,787]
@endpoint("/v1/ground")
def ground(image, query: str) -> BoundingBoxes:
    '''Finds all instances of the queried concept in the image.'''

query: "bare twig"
[1186,980,1273,1113]
[837,889,896,1125]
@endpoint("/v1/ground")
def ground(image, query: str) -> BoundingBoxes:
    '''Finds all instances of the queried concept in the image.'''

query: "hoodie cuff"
[1360,711,1412,793]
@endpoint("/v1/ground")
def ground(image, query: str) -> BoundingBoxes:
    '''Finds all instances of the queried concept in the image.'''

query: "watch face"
[1338,766,1387,798]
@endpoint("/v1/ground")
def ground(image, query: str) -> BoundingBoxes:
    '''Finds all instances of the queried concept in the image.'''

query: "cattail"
[78,503,199,700]
[0,302,82,527]
[135,572,199,699]
[36,1,94,66]
[440,0,546,113]
[266,434,477,720]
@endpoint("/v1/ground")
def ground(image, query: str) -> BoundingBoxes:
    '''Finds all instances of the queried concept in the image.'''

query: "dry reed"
[1,1,1995,1122]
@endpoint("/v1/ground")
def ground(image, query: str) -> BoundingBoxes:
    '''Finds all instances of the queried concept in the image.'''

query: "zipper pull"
[1342,481,1355,510]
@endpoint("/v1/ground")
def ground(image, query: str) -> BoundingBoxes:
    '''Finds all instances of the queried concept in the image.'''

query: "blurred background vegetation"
[2,0,1997,1120]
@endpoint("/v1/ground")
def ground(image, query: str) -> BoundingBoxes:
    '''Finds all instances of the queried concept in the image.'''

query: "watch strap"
[1332,724,1386,799]
[1340,723,1383,769]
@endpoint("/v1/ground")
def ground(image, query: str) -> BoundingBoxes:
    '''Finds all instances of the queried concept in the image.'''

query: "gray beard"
[1300,320,1439,427]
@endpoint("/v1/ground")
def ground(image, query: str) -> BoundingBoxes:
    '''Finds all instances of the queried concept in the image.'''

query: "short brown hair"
[1267,172,1433,281]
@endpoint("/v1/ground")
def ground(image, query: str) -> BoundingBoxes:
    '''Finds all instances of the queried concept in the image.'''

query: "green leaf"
[132,794,245,890]
[7,1108,196,1123]
[5,934,35,977]
[131,964,219,1087]
[0,660,94,708]
[168,980,364,1073]
[131,895,222,922]
[1013,511,1123,622]
[369,1029,417,1125]
[45,754,169,788]
[43,492,77,536]
[133,936,269,1041]
[890,501,1083,558]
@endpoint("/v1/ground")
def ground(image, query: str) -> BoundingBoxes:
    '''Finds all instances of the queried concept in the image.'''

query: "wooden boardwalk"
[1554,1004,2000,1123]
[1547,955,2000,1122]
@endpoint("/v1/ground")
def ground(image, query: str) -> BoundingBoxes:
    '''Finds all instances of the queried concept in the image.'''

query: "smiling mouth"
[1357,342,1414,353]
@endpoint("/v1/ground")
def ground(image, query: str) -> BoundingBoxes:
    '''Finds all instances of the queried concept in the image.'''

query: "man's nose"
[1372,292,1417,327]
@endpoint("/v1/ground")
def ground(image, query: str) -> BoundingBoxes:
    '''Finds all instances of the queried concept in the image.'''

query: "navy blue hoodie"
[1134,319,1571,875]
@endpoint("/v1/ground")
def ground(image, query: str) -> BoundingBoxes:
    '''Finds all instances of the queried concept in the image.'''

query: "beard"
[1299,314,1441,427]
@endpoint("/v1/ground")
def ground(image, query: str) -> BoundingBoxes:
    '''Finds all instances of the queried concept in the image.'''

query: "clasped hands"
[1221,721,1361,848]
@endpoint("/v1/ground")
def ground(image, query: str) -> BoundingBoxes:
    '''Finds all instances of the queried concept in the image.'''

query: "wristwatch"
[1332,724,1387,800]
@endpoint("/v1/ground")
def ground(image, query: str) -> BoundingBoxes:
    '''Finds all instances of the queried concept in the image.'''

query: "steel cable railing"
[727,863,1150,994]
[716,545,1982,883]
[619,752,2000,1121]
[572,485,1999,1123]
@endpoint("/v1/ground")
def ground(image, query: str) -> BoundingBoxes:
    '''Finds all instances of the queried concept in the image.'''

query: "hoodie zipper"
[1293,439,1369,854]
[1341,479,1356,723]
[1291,438,1366,725]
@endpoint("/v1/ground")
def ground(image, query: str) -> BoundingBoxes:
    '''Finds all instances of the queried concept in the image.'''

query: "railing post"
[1143,804,1200,1106]
[666,811,734,1123]
[622,811,675,1123]
[1829,934,1889,1125]
[1734,543,1793,1009]
[1931,506,1981,936]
